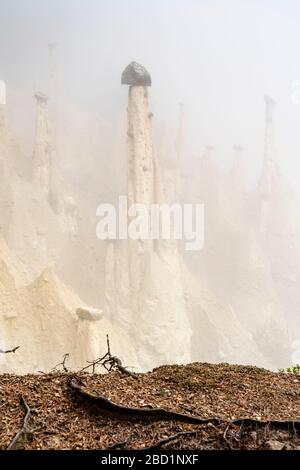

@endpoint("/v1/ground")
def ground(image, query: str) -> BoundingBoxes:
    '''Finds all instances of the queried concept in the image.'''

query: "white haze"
[1,0,300,190]
[1,0,300,373]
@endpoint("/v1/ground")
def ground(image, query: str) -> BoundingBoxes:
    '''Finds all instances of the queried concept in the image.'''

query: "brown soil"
[0,362,300,450]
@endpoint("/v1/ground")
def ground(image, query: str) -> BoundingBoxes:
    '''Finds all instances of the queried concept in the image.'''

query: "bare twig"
[7,396,32,450]
[81,335,138,379]
[0,346,20,354]
[52,353,69,372]
[106,334,111,355]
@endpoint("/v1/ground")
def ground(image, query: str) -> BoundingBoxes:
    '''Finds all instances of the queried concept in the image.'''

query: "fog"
[1,0,300,372]
[1,0,300,186]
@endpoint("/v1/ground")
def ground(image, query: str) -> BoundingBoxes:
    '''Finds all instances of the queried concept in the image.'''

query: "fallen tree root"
[7,396,32,450]
[70,377,300,431]
[231,417,300,429]
[70,377,221,425]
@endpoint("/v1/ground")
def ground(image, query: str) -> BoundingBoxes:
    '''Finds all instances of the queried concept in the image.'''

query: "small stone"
[265,440,285,451]
[76,307,103,322]
[121,62,152,86]
[250,431,257,441]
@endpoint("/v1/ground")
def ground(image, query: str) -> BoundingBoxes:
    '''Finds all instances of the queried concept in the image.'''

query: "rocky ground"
[0,363,300,450]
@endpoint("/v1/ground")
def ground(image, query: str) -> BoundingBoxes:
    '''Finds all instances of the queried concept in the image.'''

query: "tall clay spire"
[259,95,278,233]
[32,91,52,193]
[260,95,277,199]
[232,145,245,192]
[124,65,154,207]
[174,102,184,200]
[104,62,191,369]
[264,95,276,160]
[0,80,7,151]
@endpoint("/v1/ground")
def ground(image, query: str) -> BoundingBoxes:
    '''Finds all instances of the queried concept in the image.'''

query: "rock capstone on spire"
[121,62,152,86]
[34,91,48,104]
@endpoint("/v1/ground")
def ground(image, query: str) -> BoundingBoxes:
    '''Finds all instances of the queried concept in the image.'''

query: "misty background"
[2,0,300,373]
[1,0,300,192]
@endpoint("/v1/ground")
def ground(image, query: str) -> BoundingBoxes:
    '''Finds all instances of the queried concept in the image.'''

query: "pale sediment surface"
[0,63,299,372]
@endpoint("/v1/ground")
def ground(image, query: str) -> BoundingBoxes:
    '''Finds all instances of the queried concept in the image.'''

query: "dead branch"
[0,346,20,354]
[70,376,220,424]
[6,396,32,450]
[52,353,69,372]
[81,335,138,379]
[70,377,300,432]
